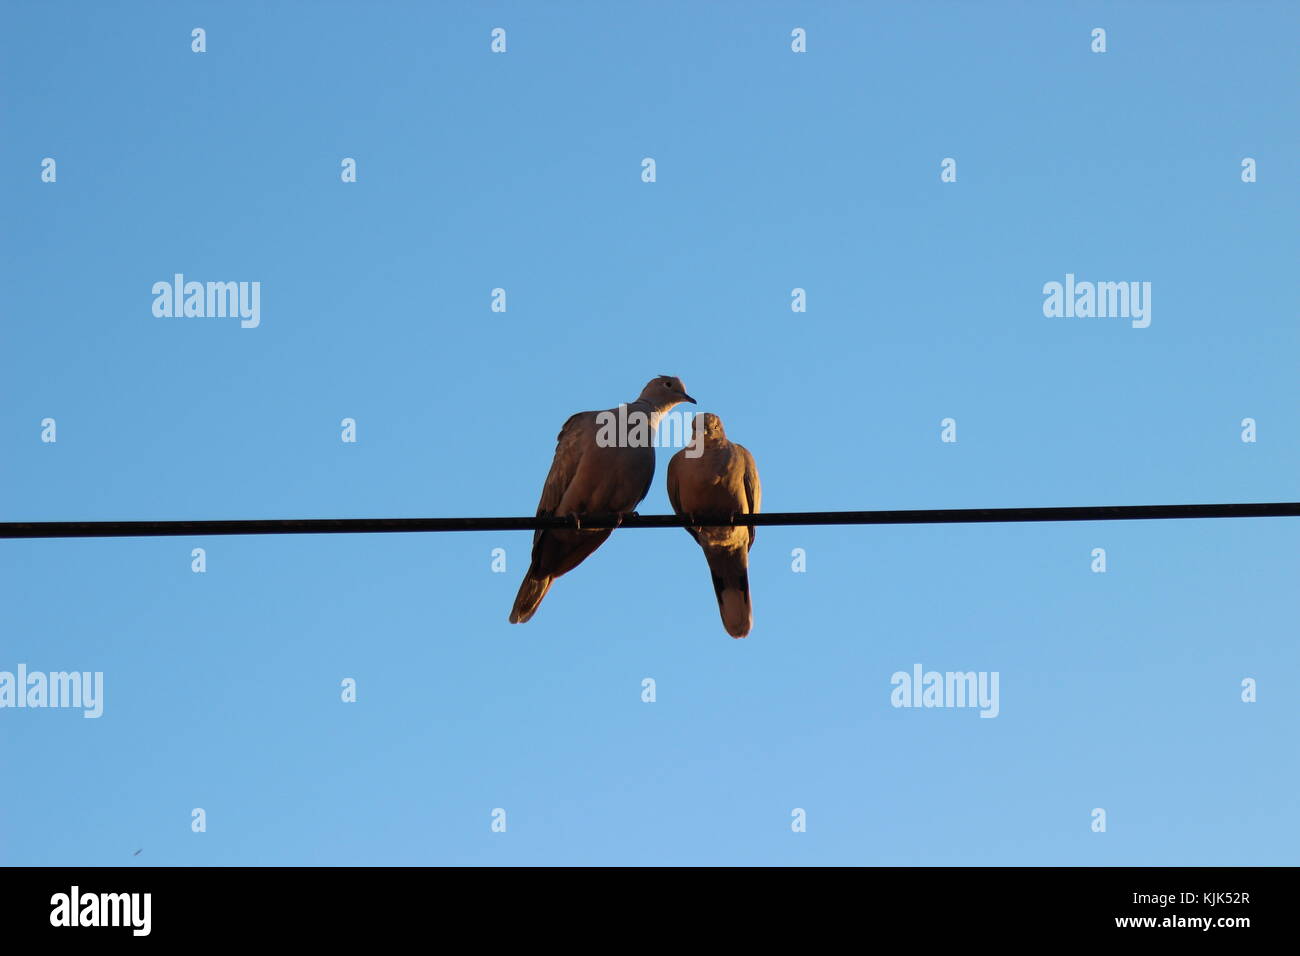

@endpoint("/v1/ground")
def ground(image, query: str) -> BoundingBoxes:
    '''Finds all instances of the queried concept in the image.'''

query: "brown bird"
[510,376,696,623]
[667,413,762,638]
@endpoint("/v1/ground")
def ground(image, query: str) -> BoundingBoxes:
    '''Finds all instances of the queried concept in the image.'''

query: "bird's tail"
[509,570,553,623]
[704,546,752,638]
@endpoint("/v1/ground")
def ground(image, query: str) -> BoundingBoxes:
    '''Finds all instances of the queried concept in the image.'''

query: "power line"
[2,502,1297,539]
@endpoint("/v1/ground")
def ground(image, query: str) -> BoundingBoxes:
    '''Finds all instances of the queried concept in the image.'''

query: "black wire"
[2,502,1297,539]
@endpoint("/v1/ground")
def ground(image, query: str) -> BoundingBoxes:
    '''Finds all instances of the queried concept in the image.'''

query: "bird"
[510,376,696,623]
[132,849,142,856]
[667,413,761,638]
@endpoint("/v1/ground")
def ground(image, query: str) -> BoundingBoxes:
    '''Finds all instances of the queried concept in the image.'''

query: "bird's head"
[638,375,696,410]
[692,412,726,442]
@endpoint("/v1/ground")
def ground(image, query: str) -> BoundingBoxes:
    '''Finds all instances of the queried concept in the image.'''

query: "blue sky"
[2,0,1297,866]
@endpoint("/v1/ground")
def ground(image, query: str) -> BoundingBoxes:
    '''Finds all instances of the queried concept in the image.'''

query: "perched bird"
[667,413,762,638]
[510,376,696,623]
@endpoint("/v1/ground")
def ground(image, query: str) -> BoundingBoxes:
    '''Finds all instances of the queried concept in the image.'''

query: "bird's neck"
[627,398,676,423]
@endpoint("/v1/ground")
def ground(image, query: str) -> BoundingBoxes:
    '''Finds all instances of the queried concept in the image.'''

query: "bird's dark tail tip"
[509,573,553,623]
[718,586,752,638]
[706,551,752,638]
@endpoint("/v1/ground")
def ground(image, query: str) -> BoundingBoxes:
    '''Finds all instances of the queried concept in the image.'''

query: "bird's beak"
[683,393,697,404]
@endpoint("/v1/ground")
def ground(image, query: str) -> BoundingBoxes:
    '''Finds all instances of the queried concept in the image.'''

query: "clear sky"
[2,1,1297,866]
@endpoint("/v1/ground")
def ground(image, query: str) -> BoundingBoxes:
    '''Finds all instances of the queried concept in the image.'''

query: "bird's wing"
[738,444,761,550]
[667,451,700,544]
[526,411,591,567]
[666,452,682,513]
[535,412,587,518]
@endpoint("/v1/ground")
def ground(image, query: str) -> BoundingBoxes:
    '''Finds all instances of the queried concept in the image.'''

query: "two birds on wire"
[509,376,762,637]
